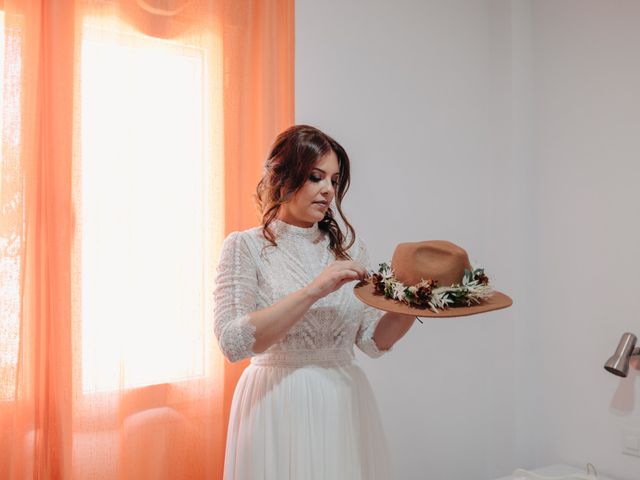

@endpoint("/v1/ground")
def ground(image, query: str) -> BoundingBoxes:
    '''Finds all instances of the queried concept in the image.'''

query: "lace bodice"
[213,219,391,363]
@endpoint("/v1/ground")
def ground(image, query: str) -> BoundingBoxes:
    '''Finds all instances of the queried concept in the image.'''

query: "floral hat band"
[353,240,512,317]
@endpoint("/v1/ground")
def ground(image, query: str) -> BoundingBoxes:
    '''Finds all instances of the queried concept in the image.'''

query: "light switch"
[622,428,640,457]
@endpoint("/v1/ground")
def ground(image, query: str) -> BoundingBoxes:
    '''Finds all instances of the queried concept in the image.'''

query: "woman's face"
[277,150,340,228]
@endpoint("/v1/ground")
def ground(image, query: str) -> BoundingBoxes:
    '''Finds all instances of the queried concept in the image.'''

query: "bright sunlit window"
[79,19,213,393]
[0,12,18,402]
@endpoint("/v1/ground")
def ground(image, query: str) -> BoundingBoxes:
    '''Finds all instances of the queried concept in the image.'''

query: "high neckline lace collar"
[271,218,320,239]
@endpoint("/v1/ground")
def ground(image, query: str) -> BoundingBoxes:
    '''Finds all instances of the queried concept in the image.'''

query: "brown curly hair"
[255,125,356,260]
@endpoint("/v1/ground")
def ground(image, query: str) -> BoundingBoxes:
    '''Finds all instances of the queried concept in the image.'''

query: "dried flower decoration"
[369,262,495,314]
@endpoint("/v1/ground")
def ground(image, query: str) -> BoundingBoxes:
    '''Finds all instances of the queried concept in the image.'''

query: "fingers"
[336,268,363,285]
[340,269,360,281]
[316,262,367,297]
[332,260,367,281]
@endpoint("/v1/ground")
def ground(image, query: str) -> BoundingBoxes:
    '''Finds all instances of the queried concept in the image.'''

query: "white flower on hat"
[392,282,406,303]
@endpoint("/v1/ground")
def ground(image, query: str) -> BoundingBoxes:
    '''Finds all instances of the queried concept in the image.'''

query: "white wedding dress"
[213,218,392,480]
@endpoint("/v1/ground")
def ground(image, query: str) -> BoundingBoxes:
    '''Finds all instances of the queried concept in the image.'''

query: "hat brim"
[353,280,513,318]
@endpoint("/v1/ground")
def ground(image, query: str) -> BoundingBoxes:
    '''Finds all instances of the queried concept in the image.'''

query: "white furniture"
[492,464,617,480]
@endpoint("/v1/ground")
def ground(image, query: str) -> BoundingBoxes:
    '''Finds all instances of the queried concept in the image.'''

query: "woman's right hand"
[305,260,369,301]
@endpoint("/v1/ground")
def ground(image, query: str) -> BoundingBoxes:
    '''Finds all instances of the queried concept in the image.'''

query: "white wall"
[296,1,639,479]
[531,1,640,478]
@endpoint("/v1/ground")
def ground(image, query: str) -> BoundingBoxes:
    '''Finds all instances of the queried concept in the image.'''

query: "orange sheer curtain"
[0,0,293,478]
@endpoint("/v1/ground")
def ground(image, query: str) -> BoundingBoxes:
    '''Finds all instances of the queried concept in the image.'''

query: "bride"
[213,124,417,480]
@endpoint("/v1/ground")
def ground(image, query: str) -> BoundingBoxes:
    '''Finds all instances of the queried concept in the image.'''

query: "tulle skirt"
[223,350,392,480]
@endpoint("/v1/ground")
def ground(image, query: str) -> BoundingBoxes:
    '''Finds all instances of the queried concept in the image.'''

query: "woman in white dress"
[213,125,417,480]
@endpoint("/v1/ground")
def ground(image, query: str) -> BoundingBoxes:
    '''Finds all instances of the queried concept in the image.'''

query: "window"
[78,17,220,393]
[0,11,19,402]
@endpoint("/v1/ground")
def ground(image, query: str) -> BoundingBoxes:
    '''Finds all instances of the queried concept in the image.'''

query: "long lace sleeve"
[213,231,258,363]
[353,237,393,358]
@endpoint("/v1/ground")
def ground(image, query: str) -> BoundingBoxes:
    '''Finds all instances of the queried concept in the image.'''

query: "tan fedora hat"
[353,240,512,317]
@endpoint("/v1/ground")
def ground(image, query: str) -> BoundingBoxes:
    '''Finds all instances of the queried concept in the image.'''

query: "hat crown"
[391,240,472,286]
